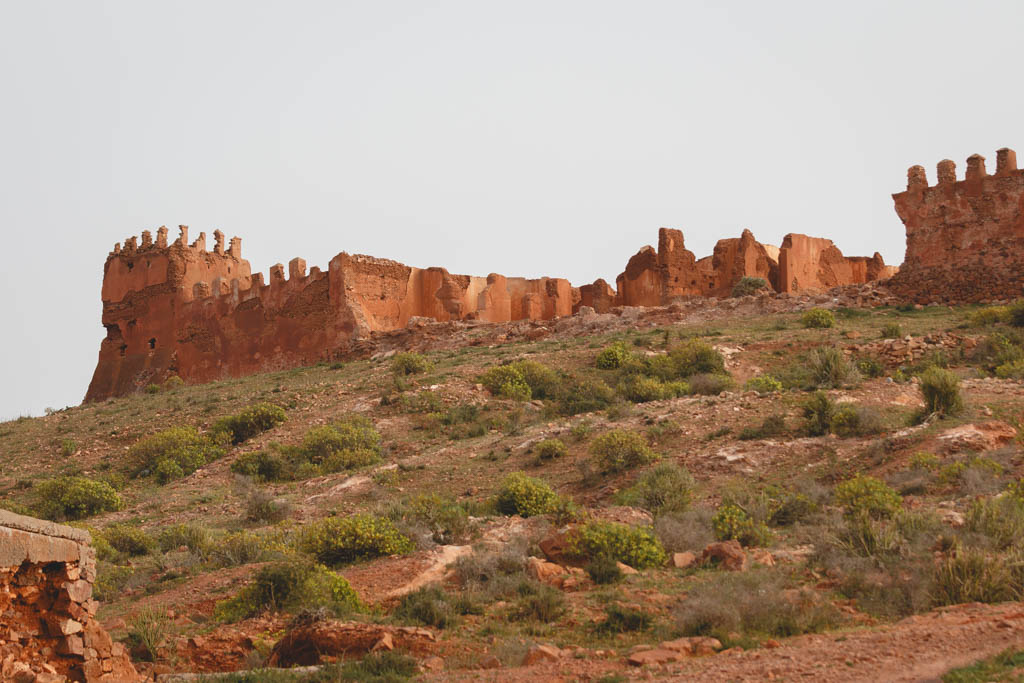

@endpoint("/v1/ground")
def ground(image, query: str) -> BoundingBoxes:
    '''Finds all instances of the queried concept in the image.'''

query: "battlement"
[890,146,1024,303]
[901,148,1021,192]
[110,225,244,261]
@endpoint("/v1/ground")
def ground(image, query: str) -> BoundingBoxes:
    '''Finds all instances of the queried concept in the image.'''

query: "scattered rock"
[749,548,775,567]
[627,648,685,666]
[701,540,749,571]
[478,655,501,669]
[526,556,567,585]
[672,551,697,569]
[941,509,966,528]
[937,421,1017,453]
[616,561,639,576]
[522,644,561,665]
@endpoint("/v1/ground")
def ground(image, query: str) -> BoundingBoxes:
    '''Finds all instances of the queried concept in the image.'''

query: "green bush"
[617,375,688,403]
[567,521,666,569]
[211,403,286,445]
[665,339,726,378]
[553,375,616,416]
[534,439,568,461]
[213,560,360,622]
[930,549,1016,607]
[881,322,903,339]
[337,652,418,680]
[157,523,211,556]
[230,451,291,481]
[512,582,566,622]
[127,426,227,482]
[102,524,156,557]
[968,306,1010,327]
[479,360,560,402]
[299,514,413,566]
[596,341,633,370]
[829,404,885,438]
[802,392,836,437]
[801,308,835,329]
[688,373,733,395]
[616,462,695,516]
[1010,300,1024,327]
[856,356,886,378]
[391,352,432,375]
[711,504,772,547]
[245,489,291,523]
[589,429,659,474]
[919,367,963,417]
[808,347,859,388]
[738,414,788,441]
[300,415,381,471]
[745,375,783,394]
[34,476,122,520]
[585,555,624,585]
[675,569,838,640]
[731,277,769,298]
[995,358,1024,379]
[965,496,1024,550]
[596,603,654,633]
[385,493,474,545]
[835,474,901,519]
[394,585,467,629]
[494,472,561,517]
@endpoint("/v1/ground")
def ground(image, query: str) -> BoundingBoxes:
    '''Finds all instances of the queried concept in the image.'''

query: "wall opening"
[148,338,156,349]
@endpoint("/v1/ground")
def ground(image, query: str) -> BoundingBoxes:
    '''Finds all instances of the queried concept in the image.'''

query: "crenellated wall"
[890,147,1024,303]
[86,219,903,400]
[85,228,577,401]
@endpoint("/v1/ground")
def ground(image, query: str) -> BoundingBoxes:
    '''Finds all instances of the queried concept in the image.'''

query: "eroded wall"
[0,511,139,682]
[890,148,1024,303]
[86,228,577,401]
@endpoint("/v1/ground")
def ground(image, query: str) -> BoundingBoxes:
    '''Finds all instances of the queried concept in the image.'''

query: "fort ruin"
[84,147,1024,400]
[84,224,893,401]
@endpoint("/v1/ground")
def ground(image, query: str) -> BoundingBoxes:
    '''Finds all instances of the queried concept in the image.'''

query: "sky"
[1,0,1022,419]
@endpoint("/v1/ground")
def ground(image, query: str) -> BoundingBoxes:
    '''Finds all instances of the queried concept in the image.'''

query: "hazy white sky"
[1,0,1021,419]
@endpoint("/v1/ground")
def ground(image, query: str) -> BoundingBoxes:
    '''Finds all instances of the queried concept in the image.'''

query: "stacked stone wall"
[0,511,139,682]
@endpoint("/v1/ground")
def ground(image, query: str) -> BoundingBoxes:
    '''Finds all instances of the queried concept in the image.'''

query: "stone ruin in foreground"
[85,147,1024,401]
[0,510,140,682]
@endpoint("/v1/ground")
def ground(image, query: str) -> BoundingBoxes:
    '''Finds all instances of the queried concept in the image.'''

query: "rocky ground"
[2,296,1023,681]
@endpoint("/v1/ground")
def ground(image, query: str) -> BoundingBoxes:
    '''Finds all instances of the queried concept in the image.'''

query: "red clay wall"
[85,228,578,401]
[86,220,900,401]
[890,148,1024,303]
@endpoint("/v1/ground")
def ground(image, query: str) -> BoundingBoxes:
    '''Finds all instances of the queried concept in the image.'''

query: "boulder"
[937,421,1017,453]
[701,541,748,571]
[672,551,697,569]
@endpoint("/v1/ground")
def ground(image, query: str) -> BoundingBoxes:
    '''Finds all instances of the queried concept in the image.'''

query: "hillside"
[3,299,1024,682]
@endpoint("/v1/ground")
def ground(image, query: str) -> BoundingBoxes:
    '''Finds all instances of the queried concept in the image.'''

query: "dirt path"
[431,602,1024,682]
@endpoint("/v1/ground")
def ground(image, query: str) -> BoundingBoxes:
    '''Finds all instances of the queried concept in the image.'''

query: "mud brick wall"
[86,222,896,401]
[890,148,1024,304]
[0,510,139,683]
